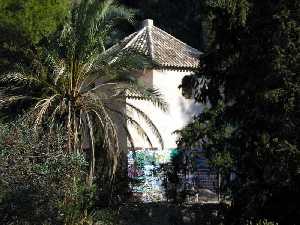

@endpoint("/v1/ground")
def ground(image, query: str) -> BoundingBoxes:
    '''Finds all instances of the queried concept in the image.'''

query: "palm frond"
[102,2,135,24]
[104,101,154,148]
[125,102,164,149]
[33,94,60,130]
[125,85,169,112]
[87,103,120,178]
[49,98,68,130]
[0,95,33,106]
[127,116,153,148]
[0,0,167,188]
[0,72,43,87]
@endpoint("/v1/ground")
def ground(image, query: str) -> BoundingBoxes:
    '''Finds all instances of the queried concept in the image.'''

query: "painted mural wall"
[126,70,219,202]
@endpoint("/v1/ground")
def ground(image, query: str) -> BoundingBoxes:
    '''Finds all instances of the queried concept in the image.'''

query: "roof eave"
[153,64,200,72]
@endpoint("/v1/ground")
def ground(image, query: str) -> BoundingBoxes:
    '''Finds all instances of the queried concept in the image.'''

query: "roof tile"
[108,22,202,71]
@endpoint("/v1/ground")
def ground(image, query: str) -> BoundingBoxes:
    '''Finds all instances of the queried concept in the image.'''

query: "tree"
[0,0,167,187]
[0,0,70,85]
[179,0,300,224]
[120,0,207,50]
[0,0,70,44]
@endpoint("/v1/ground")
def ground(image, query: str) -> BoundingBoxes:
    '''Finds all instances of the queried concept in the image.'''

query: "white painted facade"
[127,69,203,150]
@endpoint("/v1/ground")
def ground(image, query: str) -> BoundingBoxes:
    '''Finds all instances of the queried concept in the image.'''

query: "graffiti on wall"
[128,148,174,202]
[128,148,218,202]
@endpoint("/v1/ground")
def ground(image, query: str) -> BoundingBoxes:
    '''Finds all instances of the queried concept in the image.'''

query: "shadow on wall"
[178,75,206,123]
[178,96,204,123]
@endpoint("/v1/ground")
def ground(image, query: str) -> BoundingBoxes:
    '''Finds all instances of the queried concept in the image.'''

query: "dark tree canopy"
[178,0,300,224]
[0,0,70,91]
[120,0,207,50]
[0,0,70,44]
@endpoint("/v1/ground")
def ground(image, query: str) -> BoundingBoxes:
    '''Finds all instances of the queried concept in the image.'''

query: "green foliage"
[177,103,234,177]
[160,151,184,203]
[93,209,120,225]
[0,118,120,225]
[0,0,70,88]
[0,118,88,225]
[0,0,167,188]
[0,0,70,44]
[179,0,300,224]
[63,207,119,225]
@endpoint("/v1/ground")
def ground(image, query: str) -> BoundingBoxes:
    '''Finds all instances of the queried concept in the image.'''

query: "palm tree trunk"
[73,108,79,154]
[67,101,72,153]
[87,113,95,187]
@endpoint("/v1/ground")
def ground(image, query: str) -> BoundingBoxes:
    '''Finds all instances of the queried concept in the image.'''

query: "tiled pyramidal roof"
[109,19,202,71]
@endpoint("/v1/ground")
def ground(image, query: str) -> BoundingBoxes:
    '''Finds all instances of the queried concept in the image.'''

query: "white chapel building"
[112,19,202,151]
[109,20,219,202]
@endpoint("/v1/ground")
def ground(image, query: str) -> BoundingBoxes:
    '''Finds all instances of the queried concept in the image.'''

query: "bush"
[0,119,88,225]
[94,209,120,225]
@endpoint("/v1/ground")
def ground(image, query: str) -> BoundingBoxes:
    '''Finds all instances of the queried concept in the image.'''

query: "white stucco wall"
[127,69,203,150]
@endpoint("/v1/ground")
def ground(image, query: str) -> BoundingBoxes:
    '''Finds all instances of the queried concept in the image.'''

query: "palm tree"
[0,0,167,186]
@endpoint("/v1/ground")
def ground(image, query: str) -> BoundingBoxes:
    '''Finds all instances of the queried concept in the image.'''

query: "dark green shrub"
[0,119,88,225]
[93,209,120,225]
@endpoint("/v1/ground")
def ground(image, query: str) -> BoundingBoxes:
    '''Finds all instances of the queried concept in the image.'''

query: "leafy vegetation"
[0,118,88,224]
[0,0,169,224]
[0,0,167,188]
[0,0,70,90]
[0,0,70,44]
[178,0,300,224]
[0,118,122,225]
[0,0,299,224]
